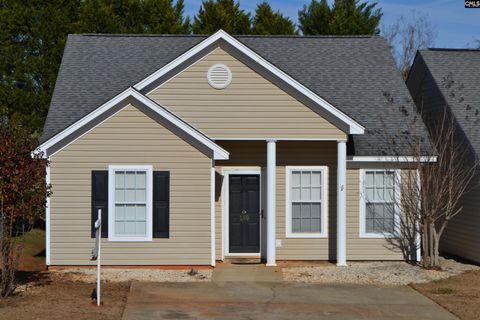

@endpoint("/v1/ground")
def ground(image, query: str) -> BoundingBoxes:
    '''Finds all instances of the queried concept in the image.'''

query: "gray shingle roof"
[43,34,428,156]
[417,49,480,156]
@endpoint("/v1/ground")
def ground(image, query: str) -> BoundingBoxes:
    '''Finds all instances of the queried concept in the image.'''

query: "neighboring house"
[407,49,480,263]
[39,30,430,267]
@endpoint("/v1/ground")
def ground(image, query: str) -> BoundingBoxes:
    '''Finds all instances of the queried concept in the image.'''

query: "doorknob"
[241,210,246,214]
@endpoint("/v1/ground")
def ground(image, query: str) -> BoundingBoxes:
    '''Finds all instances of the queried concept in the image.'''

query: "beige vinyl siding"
[148,48,346,140]
[346,169,403,260]
[49,104,212,265]
[441,179,480,263]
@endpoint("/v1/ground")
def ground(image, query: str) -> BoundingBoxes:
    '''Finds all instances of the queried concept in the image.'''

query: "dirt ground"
[412,270,480,320]
[0,272,130,320]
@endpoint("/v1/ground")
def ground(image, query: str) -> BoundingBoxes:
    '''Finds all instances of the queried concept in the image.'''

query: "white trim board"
[134,30,364,135]
[38,87,229,160]
[221,168,262,258]
[348,156,437,163]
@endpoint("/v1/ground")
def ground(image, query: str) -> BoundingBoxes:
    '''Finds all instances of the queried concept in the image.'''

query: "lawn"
[0,229,130,320]
[412,270,480,320]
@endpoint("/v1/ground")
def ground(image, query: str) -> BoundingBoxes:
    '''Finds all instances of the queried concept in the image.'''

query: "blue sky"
[183,0,480,48]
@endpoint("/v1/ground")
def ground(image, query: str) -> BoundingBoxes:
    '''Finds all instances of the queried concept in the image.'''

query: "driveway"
[122,281,458,320]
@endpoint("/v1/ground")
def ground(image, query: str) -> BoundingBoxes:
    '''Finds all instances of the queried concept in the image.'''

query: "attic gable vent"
[207,64,232,89]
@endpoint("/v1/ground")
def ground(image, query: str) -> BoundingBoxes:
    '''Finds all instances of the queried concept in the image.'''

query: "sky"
[183,0,480,48]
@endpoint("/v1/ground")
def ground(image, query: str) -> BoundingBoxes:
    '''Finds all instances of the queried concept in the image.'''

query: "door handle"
[241,210,246,214]
[261,209,264,218]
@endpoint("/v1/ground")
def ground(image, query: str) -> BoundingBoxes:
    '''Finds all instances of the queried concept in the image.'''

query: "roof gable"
[135,30,364,135]
[38,88,229,160]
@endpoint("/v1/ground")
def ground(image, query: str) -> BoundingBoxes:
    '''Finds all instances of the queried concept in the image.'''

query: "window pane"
[365,218,374,233]
[292,203,301,218]
[115,205,125,220]
[310,218,321,232]
[311,187,321,201]
[292,187,301,201]
[125,205,136,220]
[375,172,384,187]
[136,172,146,188]
[301,171,311,187]
[115,189,125,202]
[136,205,146,221]
[115,221,125,235]
[301,218,311,232]
[385,172,394,187]
[292,171,301,187]
[301,186,311,201]
[135,189,146,202]
[135,222,146,235]
[125,171,135,188]
[365,172,374,186]
[124,221,135,234]
[115,172,125,188]
[365,187,375,201]
[385,187,394,202]
[292,218,301,233]
[125,189,136,202]
[311,203,321,218]
[311,172,321,187]
[301,203,311,219]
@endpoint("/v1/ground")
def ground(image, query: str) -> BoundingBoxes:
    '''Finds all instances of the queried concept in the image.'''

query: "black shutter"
[91,171,108,238]
[153,171,170,238]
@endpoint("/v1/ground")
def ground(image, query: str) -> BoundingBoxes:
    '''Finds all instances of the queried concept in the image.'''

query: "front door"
[229,175,260,253]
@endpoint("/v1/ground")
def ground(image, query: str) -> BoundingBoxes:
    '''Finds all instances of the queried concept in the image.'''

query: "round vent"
[207,64,232,89]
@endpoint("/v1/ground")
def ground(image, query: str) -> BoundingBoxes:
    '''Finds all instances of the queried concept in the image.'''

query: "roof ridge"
[75,33,378,39]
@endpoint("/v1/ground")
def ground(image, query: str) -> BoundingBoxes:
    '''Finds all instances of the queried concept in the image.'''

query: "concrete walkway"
[212,263,283,282]
[122,281,458,320]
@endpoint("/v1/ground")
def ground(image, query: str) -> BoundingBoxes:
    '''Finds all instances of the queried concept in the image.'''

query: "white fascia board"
[347,156,437,162]
[133,29,365,135]
[38,87,229,160]
[38,87,133,158]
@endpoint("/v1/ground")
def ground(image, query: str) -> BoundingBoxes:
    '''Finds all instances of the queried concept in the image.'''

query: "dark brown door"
[229,175,260,253]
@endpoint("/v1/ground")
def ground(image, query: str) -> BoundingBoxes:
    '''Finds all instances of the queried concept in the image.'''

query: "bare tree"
[371,78,479,269]
[382,11,435,79]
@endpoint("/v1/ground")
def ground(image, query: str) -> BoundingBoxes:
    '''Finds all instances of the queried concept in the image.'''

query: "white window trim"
[359,169,401,238]
[108,165,153,242]
[285,166,329,238]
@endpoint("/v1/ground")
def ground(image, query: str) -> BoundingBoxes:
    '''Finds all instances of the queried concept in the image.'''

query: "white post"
[266,140,277,266]
[337,141,347,266]
[97,209,101,306]
[211,162,216,267]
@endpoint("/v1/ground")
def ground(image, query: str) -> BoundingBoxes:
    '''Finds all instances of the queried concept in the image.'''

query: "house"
[407,49,480,263]
[39,30,430,267]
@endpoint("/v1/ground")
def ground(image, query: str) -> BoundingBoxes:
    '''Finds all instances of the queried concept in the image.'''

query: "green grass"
[17,228,46,271]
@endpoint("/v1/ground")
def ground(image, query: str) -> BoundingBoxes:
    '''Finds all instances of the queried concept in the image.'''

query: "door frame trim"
[222,167,262,259]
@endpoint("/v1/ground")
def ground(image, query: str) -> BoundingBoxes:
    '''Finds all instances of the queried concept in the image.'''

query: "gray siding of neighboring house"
[407,54,480,263]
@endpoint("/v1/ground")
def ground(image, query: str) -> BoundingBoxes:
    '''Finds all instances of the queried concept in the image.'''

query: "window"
[108,165,153,241]
[360,169,400,238]
[286,166,328,238]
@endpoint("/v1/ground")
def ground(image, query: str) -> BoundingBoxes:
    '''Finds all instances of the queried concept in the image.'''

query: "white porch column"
[337,140,347,266]
[266,140,277,266]
[210,160,216,267]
